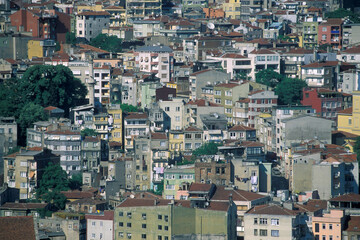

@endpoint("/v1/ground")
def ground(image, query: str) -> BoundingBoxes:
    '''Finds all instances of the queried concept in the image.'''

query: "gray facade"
[0,117,17,154]
[0,33,31,59]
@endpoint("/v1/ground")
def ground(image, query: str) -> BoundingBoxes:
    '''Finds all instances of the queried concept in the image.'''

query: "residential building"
[124,112,149,152]
[342,216,360,240]
[93,113,109,140]
[338,69,359,94]
[114,197,237,240]
[3,148,60,200]
[301,61,340,89]
[148,103,170,132]
[158,98,185,131]
[189,69,230,100]
[342,23,360,49]
[337,91,360,135]
[86,211,114,240]
[126,0,161,23]
[27,39,56,60]
[135,45,174,83]
[150,132,169,188]
[93,65,111,105]
[0,216,37,240]
[168,130,184,158]
[120,72,137,107]
[318,18,344,50]
[208,53,252,79]
[0,117,17,154]
[185,99,224,128]
[301,88,345,121]
[201,112,228,143]
[222,0,241,19]
[195,160,234,186]
[312,156,359,200]
[228,125,256,141]
[302,16,322,49]
[68,61,95,105]
[312,210,344,240]
[248,90,278,128]
[81,136,102,171]
[281,48,313,79]
[183,126,203,153]
[214,82,242,123]
[66,197,107,213]
[244,204,305,240]
[133,19,161,38]
[0,202,48,217]
[248,49,280,80]
[105,6,126,27]
[76,11,110,42]
[108,105,123,144]
[163,166,195,200]
[44,130,82,175]
[133,136,152,191]
[233,99,250,126]
[239,0,271,21]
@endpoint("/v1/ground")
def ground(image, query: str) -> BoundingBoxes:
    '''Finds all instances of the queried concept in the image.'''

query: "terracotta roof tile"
[345,216,360,232]
[229,125,255,131]
[246,204,298,215]
[78,11,110,16]
[0,202,48,210]
[190,69,212,76]
[186,99,221,107]
[189,183,214,192]
[338,107,352,115]
[250,49,276,55]
[215,83,239,88]
[330,193,360,202]
[125,112,148,119]
[212,185,268,201]
[302,61,339,68]
[0,216,36,240]
[151,132,167,139]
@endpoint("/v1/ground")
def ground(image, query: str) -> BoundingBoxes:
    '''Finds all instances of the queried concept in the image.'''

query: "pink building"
[312,209,344,240]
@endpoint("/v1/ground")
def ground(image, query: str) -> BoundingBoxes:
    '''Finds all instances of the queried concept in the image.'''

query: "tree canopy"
[81,128,98,138]
[65,32,77,45]
[90,34,122,52]
[120,104,140,112]
[325,8,360,23]
[37,163,69,211]
[275,78,307,105]
[354,137,360,162]
[255,69,283,88]
[193,142,221,157]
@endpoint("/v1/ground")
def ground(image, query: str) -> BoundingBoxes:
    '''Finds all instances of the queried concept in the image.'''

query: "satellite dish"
[207,22,215,30]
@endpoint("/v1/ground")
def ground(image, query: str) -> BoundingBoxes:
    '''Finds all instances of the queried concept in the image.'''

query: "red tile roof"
[221,53,247,59]
[250,49,276,55]
[0,202,48,209]
[78,11,110,16]
[61,190,95,199]
[78,44,109,54]
[294,199,327,213]
[330,193,360,202]
[186,99,221,107]
[46,130,81,135]
[125,112,148,120]
[246,204,298,215]
[342,46,360,54]
[229,125,255,131]
[320,18,344,25]
[189,183,213,192]
[344,216,360,232]
[215,83,239,88]
[184,126,202,132]
[151,132,167,139]
[302,61,339,68]
[212,186,268,201]
[0,216,36,240]
[190,69,212,76]
[338,107,352,115]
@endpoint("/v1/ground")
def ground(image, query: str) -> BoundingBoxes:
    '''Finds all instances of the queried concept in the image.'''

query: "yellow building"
[222,0,241,20]
[168,130,184,158]
[108,105,123,145]
[28,39,56,60]
[165,82,177,90]
[337,91,360,134]
[121,51,136,70]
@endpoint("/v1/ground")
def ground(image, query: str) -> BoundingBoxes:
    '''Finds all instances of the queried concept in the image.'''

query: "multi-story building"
[120,72,138,107]
[301,61,340,89]
[163,166,195,200]
[312,210,344,240]
[313,156,359,200]
[222,0,241,19]
[114,197,236,240]
[105,6,126,27]
[86,211,114,240]
[126,0,161,23]
[168,130,184,158]
[3,148,60,200]
[228,125,256,141]
[108,105,123,144]
[133,136,152,191]
[0,117,17,154]
[248,90,278,128]
[189,69,230,100]
[302,16,322,49]
[248,49,280,80]
[244,204,306,240]
[158,98,186,131]
[301,88,346,121]
[81,136,102,171]
[213,82,242,123]
[135,45,173,83]
[44,130,82,175]
[318,18,344,51]
[76,11,110,42]
[195,160,233,186]
[342,23,360,49]
[281,48,313,79]
[183,126,203,154]
[239,0,271,21]
[124,112,150,152]
[207,53,252,79]
[254,113,274,152]
[150,132,169,188]
[185,99,224,128]
[93,65,111,105]
[68,61,95,105]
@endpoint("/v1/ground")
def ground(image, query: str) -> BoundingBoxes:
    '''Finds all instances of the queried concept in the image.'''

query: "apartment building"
[213,83,242,123]
[0,117,17,154]
[248,49,280,80]
[135,45,173,83]
[68,61,95,105]
[183,126,203,153]
[312,210,344,240]
[195,160,233,186]
[158,98,186,130]
[301,61,339,89]
[342,23,360,49]
[81,136,102,171]
[150,132,169,187]
[318,18,344,51]
[248,90,278,128]
[121,72,138,107]
[76,11,110,42]
[3,148,60,200]
[124,112,150,152]
[163,166,195,200]
[108,105,123,144]
[126,0,161,23]
[93,65,111,105]
[228,125,256,141]
[44,130,82,175]
[302,16,322,49]
[86,211,114,240]
[222,0,240,19]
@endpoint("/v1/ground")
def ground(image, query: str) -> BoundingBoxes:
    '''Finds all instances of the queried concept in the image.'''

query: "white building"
[86,211,114,240]
[207,53,252,79]
[93,65,111,105]
[158,98,186,130]
[76,11,110,41]
[135,45,174,83]
[248,49,280,80]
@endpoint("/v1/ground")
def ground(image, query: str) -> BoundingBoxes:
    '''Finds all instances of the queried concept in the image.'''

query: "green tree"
[65,32,77,45]
[55,41,61,52]
[37,163,69,211]
[90,34,122,52]
[275,78,307,105]
[18,65,87,115]
[354,137,360,162]
[318,43,332,51]
[255,69,283,88]
[325,8,360,23]
[17,103,48,146]
[81,128,98,138]
[121,104,139,112]
[69,173,82,190]
[193,142,222,157]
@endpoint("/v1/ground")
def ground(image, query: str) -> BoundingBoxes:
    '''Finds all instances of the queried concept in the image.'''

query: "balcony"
[334,172,340,178]
[331,30,340,34]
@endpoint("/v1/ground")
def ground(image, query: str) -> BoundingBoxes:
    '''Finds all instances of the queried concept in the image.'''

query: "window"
[176,107,180,112]
[271,230,279,237]
[20,161,27,167]
[142,234,147,239]
[92,233,96,238]
[322,27,327,32]
[165,226,168,231]
[165,107,170,111]
[158,215,162,220]
[142,223,147,229]
[127,233,132,239]
[329,224,332,230]
[119,232,124,238]
[322,35,326,40]
[127,212,132,218]
[195,134,201,139]
[254,218,258,224]
[254,229,258,236]
[127,222,131,227]
[315,223,319,232]
[322,236,326,240]
[215,90,221,95]
[259,218,267,225]
[142,213,147,220]
[119,222,123,227]
[271,218,279,226]
[329,236,333,240]
[260,229,267,236]
[20,172,27,177]
[158,225,162,230]
[322,224,326,230]
[119,212,124,216]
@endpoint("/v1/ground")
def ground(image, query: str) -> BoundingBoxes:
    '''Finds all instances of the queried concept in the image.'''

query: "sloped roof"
[215,83,239,88]
[330,193,360,202]
[211,186,268,202]
[151,132,167,139]
[189,183,213,192]
[125,112,148,120]
[338,107,352,115]
[250,49,276,55]
[246,204,298,216]
[229,125,255,131]
[344,216,360,232]
[78,11,110,16]
[302,61,339,68]
[0,216,36,240]
[186,99,221,107]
